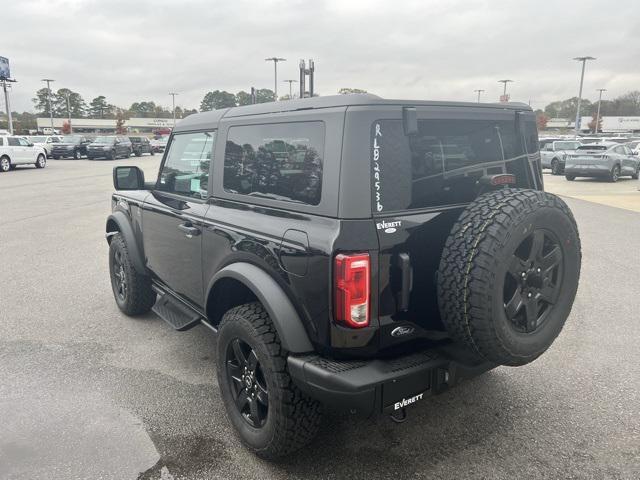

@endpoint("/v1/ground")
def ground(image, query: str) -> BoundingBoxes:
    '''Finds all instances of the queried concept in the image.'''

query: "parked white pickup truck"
[540,140,581,175]
[0,136,48,172]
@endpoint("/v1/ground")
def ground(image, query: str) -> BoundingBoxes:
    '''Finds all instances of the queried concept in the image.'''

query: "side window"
[0,137,3,146]
[223,122,324,206]
[8,137,20,146]
[157,131,215,199]
[19,138,30,146]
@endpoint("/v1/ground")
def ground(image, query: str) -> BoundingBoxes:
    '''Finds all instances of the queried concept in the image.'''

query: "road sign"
[499,94,510,103]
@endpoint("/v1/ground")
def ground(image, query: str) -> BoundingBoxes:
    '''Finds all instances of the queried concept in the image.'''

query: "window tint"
[8,137,20,146]
[373,118,527,212]
[157,131,215,198]
[0,137,3,146]
[555,141,579,150]
[223,122,324,205]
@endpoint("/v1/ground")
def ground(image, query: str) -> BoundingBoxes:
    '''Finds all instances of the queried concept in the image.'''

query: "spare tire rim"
[226,338,269,428]
[503,229,564,333]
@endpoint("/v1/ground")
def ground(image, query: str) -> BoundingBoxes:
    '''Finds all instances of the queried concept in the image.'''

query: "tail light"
[334,253,370,328]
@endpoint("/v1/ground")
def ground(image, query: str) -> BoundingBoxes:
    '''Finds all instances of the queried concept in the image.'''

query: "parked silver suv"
[565,143,640,182]
[540,140,581,175]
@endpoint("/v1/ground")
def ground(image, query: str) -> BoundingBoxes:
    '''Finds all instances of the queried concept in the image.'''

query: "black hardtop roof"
[174,94,532,132]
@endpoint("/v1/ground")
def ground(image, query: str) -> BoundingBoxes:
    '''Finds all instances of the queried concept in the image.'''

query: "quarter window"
[223,122,324,206]
[157,131,215,199]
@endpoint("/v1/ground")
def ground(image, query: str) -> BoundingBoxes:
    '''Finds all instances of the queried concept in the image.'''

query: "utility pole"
[168,92,178,126]
[41,79,55,131]
[265,57,286,100]
[1,79,15,135]
[474,89,485,103]
[497,79,513,101]
[572,56,596,139]
[594,88,606,134]
[64,92,72,133]
[283,79,298,99]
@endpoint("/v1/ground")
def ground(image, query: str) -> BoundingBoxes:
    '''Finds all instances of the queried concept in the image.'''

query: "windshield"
[555,141,580,150]
[577,145,607,151]
[93,136,114,143]
[30,136,46,142]
[63,135,83,143]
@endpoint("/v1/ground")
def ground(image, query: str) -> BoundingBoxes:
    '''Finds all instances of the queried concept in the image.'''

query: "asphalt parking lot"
[1,159,639,480]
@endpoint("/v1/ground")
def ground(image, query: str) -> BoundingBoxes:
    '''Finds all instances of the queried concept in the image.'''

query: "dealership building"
[546,116,640,133]
[35,117,175,134]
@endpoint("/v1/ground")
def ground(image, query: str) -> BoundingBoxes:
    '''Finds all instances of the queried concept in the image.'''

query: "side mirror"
[632,151,638,156]
[113,166,145,190]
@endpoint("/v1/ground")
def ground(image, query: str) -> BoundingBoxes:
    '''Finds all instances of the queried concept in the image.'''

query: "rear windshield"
[555,141,580,150]
[372,118,531,212]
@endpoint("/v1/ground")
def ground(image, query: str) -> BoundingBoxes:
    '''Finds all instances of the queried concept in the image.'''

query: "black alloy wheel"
[111,248,128,303]
[503,229,563,334]
[551,159,560,175]
[225,338,269,428]
[74,149,81,159]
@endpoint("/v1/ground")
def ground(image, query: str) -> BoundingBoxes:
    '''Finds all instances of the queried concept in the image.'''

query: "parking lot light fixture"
[572,56,596,138]
[474,89,485,103]
[41,79,55,130]
[265,57,286,100]
[497,80,513,100]
[169,92,178,127]
[284,79,298,99]
[595,88,606,134]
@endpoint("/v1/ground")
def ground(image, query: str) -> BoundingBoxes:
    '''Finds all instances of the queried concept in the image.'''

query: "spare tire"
[437,189,581,366]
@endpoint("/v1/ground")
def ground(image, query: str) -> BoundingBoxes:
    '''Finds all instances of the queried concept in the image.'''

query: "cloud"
[2,0,639,113]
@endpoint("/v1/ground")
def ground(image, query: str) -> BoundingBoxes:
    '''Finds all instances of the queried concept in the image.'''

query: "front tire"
[565,174,576,181]
[74,149,81,160]
[108,233,156,315]
[631,167,639,180]
[551,159,560,175]
[216,303,322,459]
[35,154,46,168]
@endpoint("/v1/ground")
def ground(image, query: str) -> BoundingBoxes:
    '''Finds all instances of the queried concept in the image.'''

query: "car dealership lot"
[1,160,639,479]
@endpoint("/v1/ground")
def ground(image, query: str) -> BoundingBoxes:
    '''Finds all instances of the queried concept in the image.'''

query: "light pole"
[474,89,485,103]
[497,79,513,101]
[168,92,178,126]
[572,56,596,138]
[265,57,286,100]
[283,79,298,99]
[594,88,606,134]
[41,79,55,131]
[64,92,72,133]
[1,79,15,135]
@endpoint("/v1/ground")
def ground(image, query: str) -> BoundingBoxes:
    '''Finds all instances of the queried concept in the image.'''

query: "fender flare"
[105,211,146,274]
[206,263,314,353]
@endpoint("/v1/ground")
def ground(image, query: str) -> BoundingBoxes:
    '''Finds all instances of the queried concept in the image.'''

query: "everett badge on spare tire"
[437,188,581,366]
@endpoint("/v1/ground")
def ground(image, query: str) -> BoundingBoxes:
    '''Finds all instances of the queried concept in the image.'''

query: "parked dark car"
[105,95,582,459]
[129,136,154,157]
[51,135,92,159]
[87,136,132,160]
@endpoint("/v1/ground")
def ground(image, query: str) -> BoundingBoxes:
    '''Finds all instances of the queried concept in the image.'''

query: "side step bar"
[151,285,204,331]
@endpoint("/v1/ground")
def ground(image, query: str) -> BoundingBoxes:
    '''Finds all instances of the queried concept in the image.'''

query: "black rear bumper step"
[288,348,493,416]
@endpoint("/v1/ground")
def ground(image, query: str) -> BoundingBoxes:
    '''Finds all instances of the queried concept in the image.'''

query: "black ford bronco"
[106,94,581,459]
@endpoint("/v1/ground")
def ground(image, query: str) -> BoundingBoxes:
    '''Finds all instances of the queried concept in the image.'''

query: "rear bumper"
[288,346,494,416]
[565,164,610,176]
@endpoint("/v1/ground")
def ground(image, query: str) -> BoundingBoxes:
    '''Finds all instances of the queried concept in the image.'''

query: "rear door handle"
[178,222,201,238]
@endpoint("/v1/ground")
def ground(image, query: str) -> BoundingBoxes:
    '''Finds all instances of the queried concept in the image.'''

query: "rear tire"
[216,302,322,459]
[108,233,156,315]
[565,174,576,181]
[609,165,620,182]
[437,189,581,366]
[632,167,639,180]
[35,154,46,168]
[0,156,10,172]
[74,149,81,160]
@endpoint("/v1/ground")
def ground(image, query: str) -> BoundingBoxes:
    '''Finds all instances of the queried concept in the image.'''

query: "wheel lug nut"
[537,268,541,273]
[527,292,532,298]
[521,272,526,278]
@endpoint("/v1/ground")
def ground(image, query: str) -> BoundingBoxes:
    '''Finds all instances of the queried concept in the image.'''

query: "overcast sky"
[2,0,639,114]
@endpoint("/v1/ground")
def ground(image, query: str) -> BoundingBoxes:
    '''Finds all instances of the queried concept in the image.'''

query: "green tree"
[338,88,368,94]
[255,88,275,104]
[236,90,253,106]
[54,88,86,118]
[544,97,593,121]
[87,96,114,118]
[129,101,158,118]
[32,88,56,116]
[200,90,237,111]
